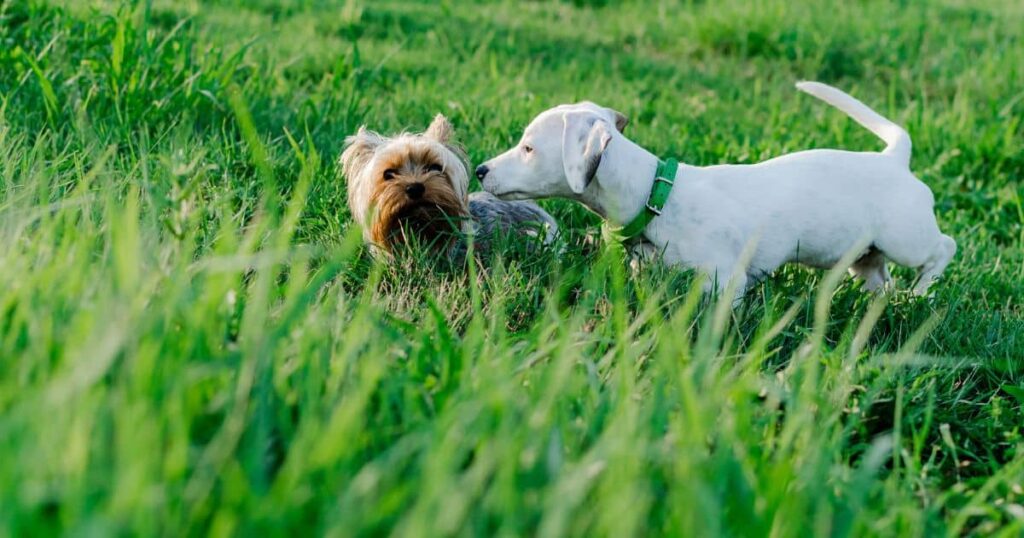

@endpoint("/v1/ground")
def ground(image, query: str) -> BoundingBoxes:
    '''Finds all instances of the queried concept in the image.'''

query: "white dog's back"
[650,83,952,291]
[682,149,933,270]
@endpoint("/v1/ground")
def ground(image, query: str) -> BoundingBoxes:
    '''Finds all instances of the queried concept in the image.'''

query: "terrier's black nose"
[405,183,425,199]
[475,164,489,180]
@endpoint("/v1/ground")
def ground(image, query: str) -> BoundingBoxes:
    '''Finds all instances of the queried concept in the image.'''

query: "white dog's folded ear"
[562,111,612,194]
[340,126,386,179]
[608,108,629,132]
[425,114,455,143]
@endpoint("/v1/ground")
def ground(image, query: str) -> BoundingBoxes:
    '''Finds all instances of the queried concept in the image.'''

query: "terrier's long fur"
[341,115,557,257]
[477,82,956,300]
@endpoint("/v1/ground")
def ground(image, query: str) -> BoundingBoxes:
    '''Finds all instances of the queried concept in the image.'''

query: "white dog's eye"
[522,144,534,154]
[426,163,443,173]
[383,169,398,181]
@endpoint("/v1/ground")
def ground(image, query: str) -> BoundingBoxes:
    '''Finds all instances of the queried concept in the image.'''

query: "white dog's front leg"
[627,242,659,274]
[699,265,749,307]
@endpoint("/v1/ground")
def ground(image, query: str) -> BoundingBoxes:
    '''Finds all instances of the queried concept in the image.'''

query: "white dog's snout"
[475,163,490,181]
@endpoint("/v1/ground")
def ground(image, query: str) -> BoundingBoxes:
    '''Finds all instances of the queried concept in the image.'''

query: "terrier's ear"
[608,107,629,132]
[339,126,386,179]
[425,114,455,144]
[562,111,612,194]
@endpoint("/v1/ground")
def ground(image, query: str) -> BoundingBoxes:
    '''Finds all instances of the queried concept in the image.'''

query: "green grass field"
[2,0,1023,535]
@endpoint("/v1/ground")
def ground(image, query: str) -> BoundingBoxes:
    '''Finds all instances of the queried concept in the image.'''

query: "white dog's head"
[477,102,628,200]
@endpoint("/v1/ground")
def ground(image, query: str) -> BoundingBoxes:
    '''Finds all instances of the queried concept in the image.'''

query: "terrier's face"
[340,115,471,253]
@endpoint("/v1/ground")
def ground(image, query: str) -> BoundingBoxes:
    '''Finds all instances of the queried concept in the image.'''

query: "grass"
[1,0,1023,535]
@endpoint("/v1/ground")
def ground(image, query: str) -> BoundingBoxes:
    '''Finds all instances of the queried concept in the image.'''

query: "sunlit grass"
[1,0,1022,535]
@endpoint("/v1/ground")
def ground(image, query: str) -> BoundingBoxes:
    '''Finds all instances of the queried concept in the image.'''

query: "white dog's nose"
[475,164,489,180]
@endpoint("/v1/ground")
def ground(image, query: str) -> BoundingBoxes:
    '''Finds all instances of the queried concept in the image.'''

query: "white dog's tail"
[796,81,912,166]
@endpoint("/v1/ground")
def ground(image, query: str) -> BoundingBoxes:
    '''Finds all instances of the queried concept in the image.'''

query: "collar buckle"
[607,157,678,244]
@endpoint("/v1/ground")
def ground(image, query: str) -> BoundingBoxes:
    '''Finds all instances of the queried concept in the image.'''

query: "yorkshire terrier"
[340,114,557,257]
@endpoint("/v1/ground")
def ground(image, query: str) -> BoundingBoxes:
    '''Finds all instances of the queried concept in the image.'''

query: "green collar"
[602,157,678,245]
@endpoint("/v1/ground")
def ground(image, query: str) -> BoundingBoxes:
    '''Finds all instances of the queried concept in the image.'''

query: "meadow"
[1,0,1023,535]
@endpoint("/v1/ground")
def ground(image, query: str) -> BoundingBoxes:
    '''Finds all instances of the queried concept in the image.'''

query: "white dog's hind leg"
[849,248,892,292]
[912,235,956,296]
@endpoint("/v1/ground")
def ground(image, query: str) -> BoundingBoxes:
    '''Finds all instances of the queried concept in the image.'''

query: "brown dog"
[340,115,557,256]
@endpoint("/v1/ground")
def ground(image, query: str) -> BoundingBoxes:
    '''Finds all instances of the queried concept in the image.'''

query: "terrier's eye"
[426,163,443,173]
[383,169,398,181]
[522,145,534,154]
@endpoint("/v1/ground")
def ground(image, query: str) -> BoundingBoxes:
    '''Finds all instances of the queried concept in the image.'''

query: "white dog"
[476,82,956,300]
